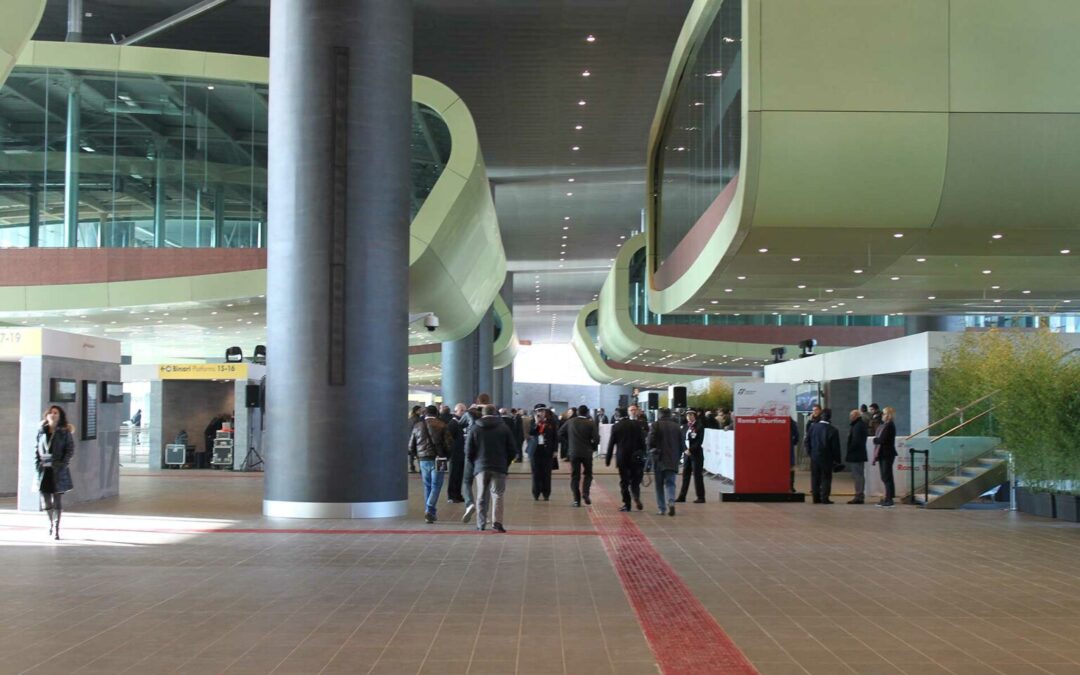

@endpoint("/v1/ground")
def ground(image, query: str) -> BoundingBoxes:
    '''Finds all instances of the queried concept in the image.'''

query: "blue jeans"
[654,468,677,512]
[419,460,445,516]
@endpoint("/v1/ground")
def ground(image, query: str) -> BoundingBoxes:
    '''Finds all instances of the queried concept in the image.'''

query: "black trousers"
[618,460,644,507]
[570,455,593,502]
[810,458,832,502]
[531,447,553,499]
[678,446,705,500]
[447,448,465,501]
[878,456,896,500]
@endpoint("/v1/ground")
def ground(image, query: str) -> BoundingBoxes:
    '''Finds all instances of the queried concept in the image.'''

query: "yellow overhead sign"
[158,363,248,380]
[0,328,42,358]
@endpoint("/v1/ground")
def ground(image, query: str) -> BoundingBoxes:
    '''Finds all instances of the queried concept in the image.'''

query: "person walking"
[647,408,683,516]
[440,405,465,503]
[465,404,517,532]
[457,394,489,523]
[409,405,453,523]
[808,408,841,504]
[558,405,599,507]
[846,409,869,504]
[676,410,706,503]
[605,407,646,511]
[407,405,422,473]
[36,405,75,540]
[529,407,558,501]
[873,406,898,507]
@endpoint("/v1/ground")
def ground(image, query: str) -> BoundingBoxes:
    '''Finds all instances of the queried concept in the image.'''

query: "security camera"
[424,314,440,332]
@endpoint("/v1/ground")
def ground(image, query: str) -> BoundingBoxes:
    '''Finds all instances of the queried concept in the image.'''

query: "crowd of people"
[406,396,742,531]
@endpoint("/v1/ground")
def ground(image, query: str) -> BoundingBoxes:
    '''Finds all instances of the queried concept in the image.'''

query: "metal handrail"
[905,390,998,440]
[928,406,997,444]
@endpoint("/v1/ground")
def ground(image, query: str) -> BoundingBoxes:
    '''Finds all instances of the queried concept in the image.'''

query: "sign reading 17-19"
[158,363,248,380]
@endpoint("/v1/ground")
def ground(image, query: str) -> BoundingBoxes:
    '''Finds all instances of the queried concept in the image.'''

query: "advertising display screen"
[795,383,822,414]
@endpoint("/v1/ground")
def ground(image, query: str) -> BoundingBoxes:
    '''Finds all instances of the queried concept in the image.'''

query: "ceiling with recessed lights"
[30,0,695,346]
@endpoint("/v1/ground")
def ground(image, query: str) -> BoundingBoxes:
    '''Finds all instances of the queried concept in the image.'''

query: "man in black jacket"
[441,405,465,503]
[808,408,841,504]
[465,404,517,532]
[605,407,646,511]
[559,405,599,507]
[647,408,683,516]
[676,410,706,503]
[409,405,454,524]
[846,409,869,504]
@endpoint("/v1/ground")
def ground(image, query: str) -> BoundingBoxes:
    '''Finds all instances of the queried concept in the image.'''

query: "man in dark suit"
[605,407,646,511]
[846,409,869,504]
[558,405,599,506]
[808,408,841,504]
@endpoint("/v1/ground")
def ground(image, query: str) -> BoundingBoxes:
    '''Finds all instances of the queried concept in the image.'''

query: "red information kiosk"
[722,383,805,502]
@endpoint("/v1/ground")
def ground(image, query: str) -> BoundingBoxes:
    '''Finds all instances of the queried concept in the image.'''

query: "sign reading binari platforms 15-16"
[158,363,249,380]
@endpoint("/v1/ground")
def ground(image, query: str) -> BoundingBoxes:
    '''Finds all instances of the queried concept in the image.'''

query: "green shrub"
[933,329,1080,493]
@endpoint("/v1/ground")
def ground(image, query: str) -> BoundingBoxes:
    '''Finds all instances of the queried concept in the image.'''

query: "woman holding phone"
[36,405,75,540]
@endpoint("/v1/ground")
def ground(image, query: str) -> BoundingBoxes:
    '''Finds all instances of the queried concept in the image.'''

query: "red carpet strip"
[589,482,758,675]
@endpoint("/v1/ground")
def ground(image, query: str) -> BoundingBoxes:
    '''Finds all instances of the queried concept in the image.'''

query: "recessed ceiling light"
[1022,290,1031,294]
[1065,300,1072,303]
[758,248,768,253]
[571,146,580,151]
[916,257,927,263]
[710,300,719,304]
[893,233,904,238]
[585,34,596,42]
[724,288,733,293]
[791,257,801,262]
[853,269,863,274]
[563,216,570,220]
[993,299,1002,303]
[808,299,816,302]
[1061,249,1071,254]
[856,295,865,299]
[578,100,586,106]
[891,276,900,281]
[991,285,1000,289]
[211,311,218,315]
[581,70,591,77]
[574,124,583,130]
[927,295,936,300]
[992,234,1003,239]
[825,289,834,293]
[566,192,573,196]
[563,226,570,230]
[737,275,746,280]
[797,284,806,289]
[561,235,568,239]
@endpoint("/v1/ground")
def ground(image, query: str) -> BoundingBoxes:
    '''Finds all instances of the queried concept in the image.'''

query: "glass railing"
[653,0,742,269]
[0,67,449,249]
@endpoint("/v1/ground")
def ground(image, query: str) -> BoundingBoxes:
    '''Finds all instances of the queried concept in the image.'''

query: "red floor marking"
[588,482,759,675]
[0,524,597,537]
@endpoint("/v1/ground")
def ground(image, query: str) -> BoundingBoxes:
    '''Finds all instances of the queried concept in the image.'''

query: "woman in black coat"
[36,405,75,540]
[529,408,559,501]
[872,406,898,507]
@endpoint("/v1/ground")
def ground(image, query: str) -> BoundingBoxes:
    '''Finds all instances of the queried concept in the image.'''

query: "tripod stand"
[241,406,264,471]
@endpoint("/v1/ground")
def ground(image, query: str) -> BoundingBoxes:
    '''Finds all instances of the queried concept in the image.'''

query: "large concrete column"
[493,275,513,407]
[264,0,412,518]
[442,331,478,408]
[477,307,494,397]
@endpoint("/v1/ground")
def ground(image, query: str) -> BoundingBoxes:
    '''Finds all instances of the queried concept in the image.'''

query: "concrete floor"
[0,465,1076,675]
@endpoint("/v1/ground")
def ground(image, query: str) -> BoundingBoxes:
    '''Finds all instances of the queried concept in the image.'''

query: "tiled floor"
[1,464,1078,675]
